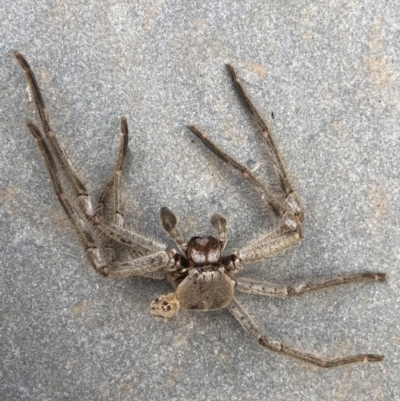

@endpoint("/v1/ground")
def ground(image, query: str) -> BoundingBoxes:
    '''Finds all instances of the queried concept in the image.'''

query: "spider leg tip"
[365,354,384,363]
[14,51,28,67]
[225,64,236,79]
[375,273,386,281]
[186,125,198,134]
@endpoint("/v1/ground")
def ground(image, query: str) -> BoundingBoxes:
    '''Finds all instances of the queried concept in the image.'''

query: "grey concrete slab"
[1,1,399,400]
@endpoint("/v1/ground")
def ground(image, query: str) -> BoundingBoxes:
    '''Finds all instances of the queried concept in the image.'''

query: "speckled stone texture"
[1,1,399,400]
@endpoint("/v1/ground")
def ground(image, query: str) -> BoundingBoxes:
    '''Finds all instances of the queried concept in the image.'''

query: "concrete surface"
[1,1,399,400]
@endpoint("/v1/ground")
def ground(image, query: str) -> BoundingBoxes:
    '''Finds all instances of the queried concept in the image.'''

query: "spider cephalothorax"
[16,51,385,368]
[151,209,241,319]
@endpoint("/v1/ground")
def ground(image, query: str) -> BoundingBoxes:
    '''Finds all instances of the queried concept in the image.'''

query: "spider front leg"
[25,120,176,278]
[25,122,103,273]
[15,52,95,220]
[188,69,305,264]
[16,52,175,278]
[226,64,304,223]
[95,117,135,263]
[229,298,384,368]
[97,116,129,228]
[104,249,177,278]
[188,124,303,263]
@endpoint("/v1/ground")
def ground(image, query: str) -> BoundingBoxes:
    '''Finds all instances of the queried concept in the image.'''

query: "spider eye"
[150,293,180,320]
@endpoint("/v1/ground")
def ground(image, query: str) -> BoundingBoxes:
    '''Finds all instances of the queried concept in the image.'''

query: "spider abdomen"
[175,268,235,311]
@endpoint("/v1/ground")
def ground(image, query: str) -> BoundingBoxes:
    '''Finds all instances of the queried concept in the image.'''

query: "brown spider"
[15,52,385,368]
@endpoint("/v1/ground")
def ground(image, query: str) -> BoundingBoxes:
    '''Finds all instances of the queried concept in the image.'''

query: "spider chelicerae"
[15,52,385,368]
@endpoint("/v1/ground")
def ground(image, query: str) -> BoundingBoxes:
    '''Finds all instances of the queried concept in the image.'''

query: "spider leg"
[236,273,386,296]
[187,125,299,230]
[187,125,302,263]
[239,225,302,264]
[188,65,307,263]
[97,219,167,253]
[228,298,384,368]
[17,52,174,277]
[94,117,130,262]
[226,64,303,222]
[97,116,128,227]
[188,65,304,229]
[96,162,178,278]
[187,125,303,262]
[25,122,107,275]
[104,250,176,278]
[15,52,95,219]
[95,117,156,263]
